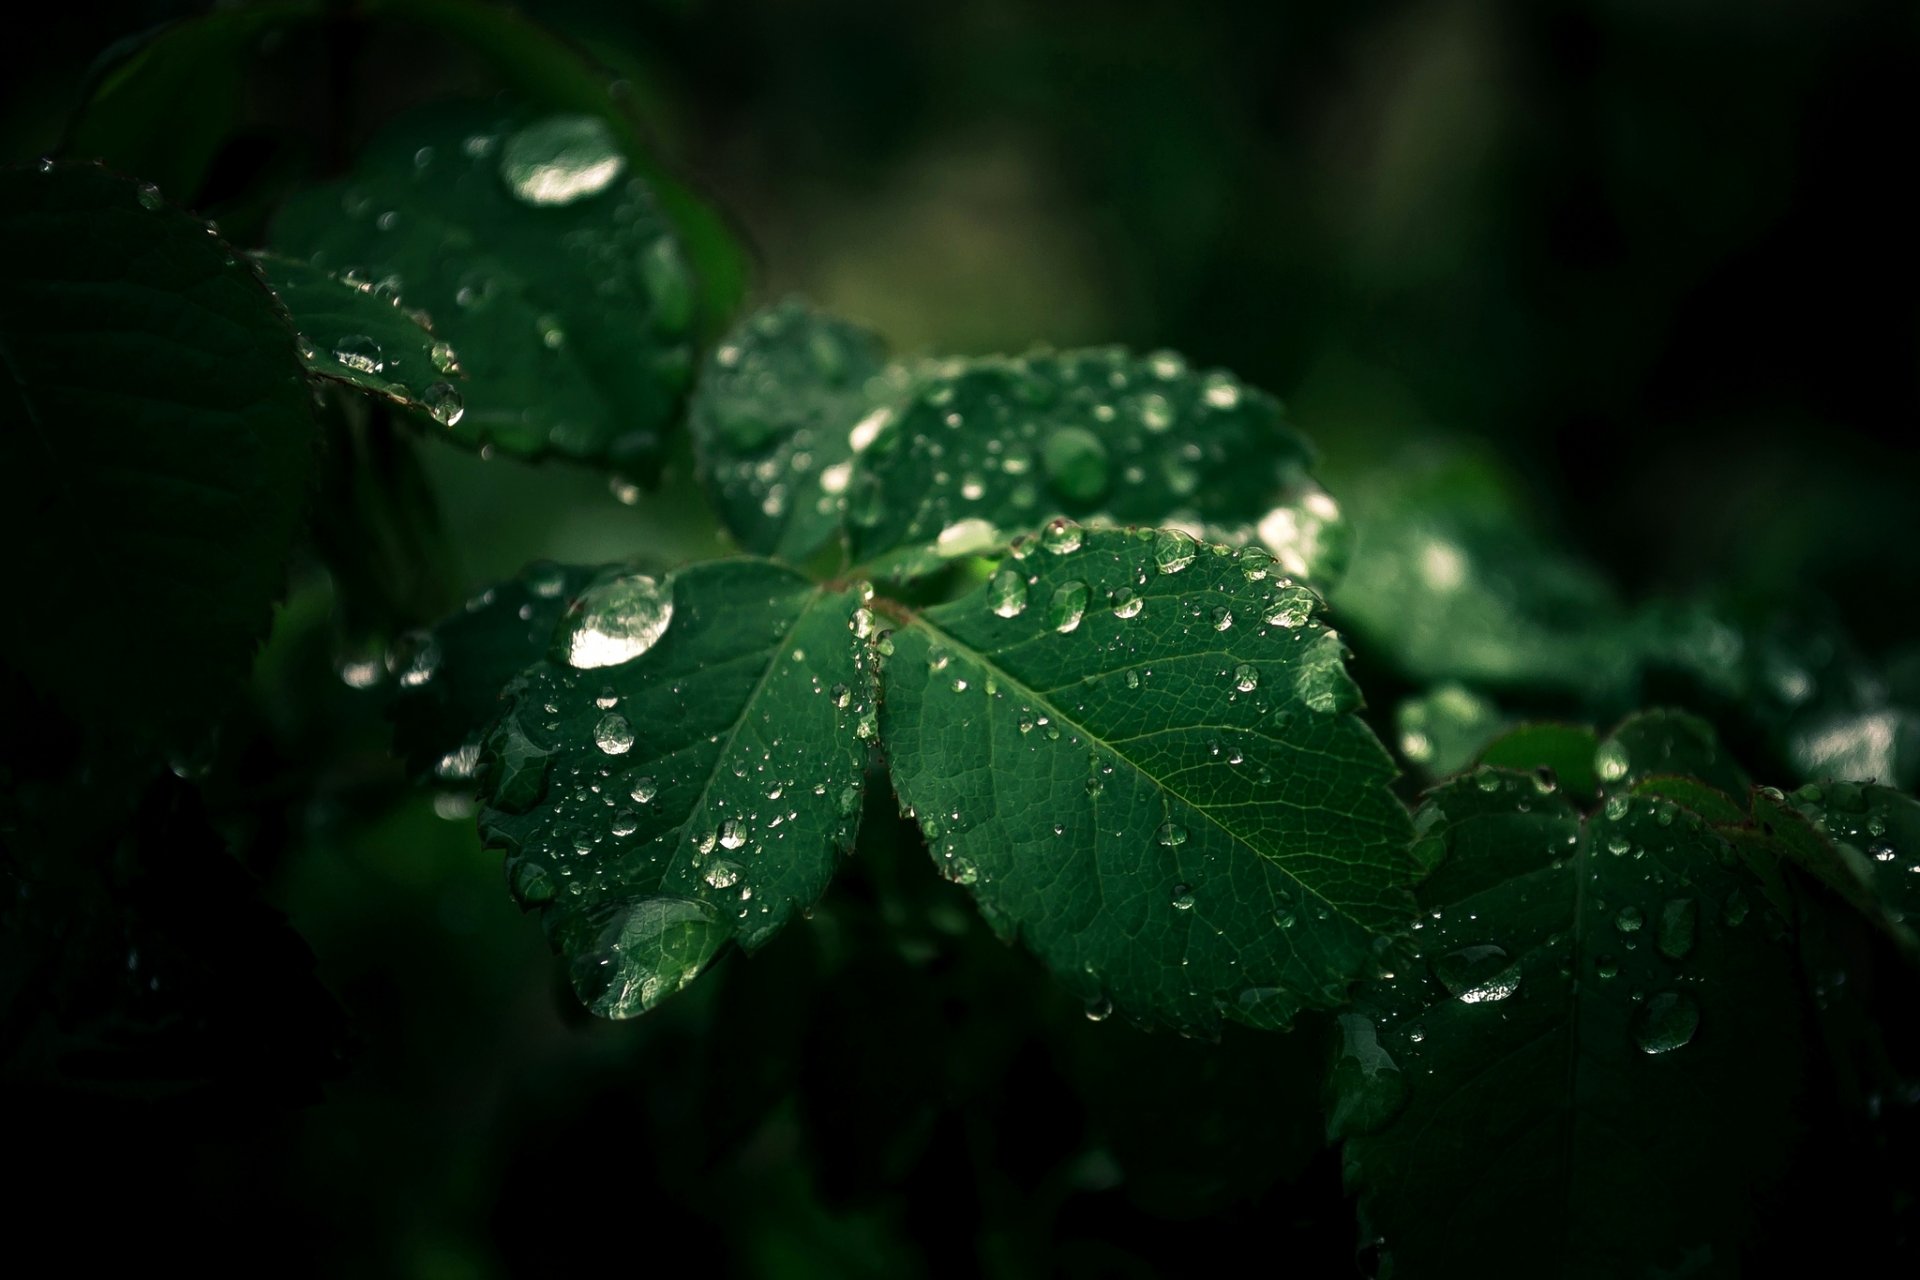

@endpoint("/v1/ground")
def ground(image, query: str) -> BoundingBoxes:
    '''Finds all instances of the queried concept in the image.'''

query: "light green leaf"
[1334,446,1629,698]
[252,252,466,423]
[0,164,314,752]
[272,105,698,481]
[877,524,1416,1033]
[388,560,600,782]
[1338,770,1807,1278]
[476,559,872,1016]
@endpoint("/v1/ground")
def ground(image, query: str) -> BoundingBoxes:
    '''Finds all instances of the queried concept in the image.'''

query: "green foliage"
[6,4,1916,1273]
[0,164,315,755]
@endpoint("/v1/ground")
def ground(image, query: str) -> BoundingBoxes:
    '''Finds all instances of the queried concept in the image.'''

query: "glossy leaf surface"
[878,524,1416,1033]
[477,559,872,1016]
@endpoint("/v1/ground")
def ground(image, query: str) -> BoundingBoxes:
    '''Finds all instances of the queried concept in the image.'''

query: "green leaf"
[1476,722,1601,803]
[1393,682,1507,781]
[1775,781,1920,965]
[271,106,698,481]
[62,1,322,205]
[371,0,749,337]
[1338,770,1808,1278]
[0,164,315,752]
[877,524,1416,1033]
[252,252,466,423]
[693,304,1336,581]
[388,560,600,782]
[1333,446,1629,698]
[691,299,910,563]
[476,559,873,1016]
[1597,708,1751,798]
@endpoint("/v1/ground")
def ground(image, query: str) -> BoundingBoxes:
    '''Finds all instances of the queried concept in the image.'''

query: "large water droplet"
[334,334,385,375]
[594,713,635,755]
[988,568,1029,618]
[1595,739,1631,785]
[1233,663,1260,693]
[423,381,464,427]
[1153,528,1197,575]
[1435,944,1521,1004]
[1041,518,1084,555]
[1049,580,1090,633]
[703,860,743,890]
[1632,991,1700,1054]
[565,897,725,1018]
[1042,426,1110,502]
[1111,588,1144,619]
[1156,821,1188,848]
[562,573,674,668]
[500,115,627,207]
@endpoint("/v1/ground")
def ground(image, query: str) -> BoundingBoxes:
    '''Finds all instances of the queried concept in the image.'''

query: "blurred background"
[3,1,1915,1275]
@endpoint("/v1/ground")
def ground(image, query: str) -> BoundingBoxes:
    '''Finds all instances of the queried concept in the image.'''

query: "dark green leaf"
[691,299,910,563]
[1777,781,1920,965]
[1338,770,1808,1278]
[1333,446,1629,698]
[877,524,1416,1033]
[477,559,872,1016]
[1598,708,1751,798]
[252,252,466,423]
[388,560,600,781]
[0,164,314,752]
[1476,722,1601,803]
[271,106,698,480]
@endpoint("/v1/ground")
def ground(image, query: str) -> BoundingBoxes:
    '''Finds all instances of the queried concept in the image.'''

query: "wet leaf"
[476,559,872,1016]
[0,164,314,754]
[1772,782,1920,966]
[878,525,1416,1033]
[1337,770,1808,1278]
[1476,722,1601,804]
[388,560,600,783]
[253,252,465,423]
[272,105,699,481]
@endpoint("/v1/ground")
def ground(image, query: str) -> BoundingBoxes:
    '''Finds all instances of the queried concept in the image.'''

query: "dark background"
[3,2,1914,1275]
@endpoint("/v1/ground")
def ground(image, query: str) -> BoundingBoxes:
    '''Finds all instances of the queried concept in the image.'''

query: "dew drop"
[630,776,657,804]
[1041,518,1084,555]
[1596,739,1631,784]
[1153,528,1197,575]
[718,818,748,850]
[1156,821,1188,848]
[1632,991,1700,1054]
[1170,885,1196,911]
[1614,906,1644,934]
[562,573,674,668]
[703,860,743,890]
[1233,663,1260,693]
[1211,606,1234,632]
[333,334,385,375]
[1111,588,1144,620]
[1048,580,1090,633]
[500,115,627,206]
[988,568,1029,618]
[423,381,465,427]
[1435,944,1521,1004]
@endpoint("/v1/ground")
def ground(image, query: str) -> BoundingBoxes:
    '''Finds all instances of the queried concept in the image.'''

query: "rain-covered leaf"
[388,560,600,782]
[0,164,314,753]
[1597,708,1751,798]
[1337,769,1808,1278]
[691,299,911,563]
[272,105,699,481]
[1393,682,1507,781]
[1334,446,1630,699]
[253,252,466,423]
[878,523,1416,1033]
[1773,781,1920,965]
[476,559,872,1017]
[693,304,1336,581]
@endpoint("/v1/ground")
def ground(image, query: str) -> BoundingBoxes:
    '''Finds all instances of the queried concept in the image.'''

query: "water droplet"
[429,340,461,375]
[565,896,724,1018]
[1170,885,1196,910]
[849,406,893,453]
[1111,588,1144,619]
[1632,991,1700,1054]
[594,713,635,755]
[500,114,627,206]
[1435,945,1521,1004]
[703,860,743,890]
[1048,580,1090,633]
[629,777,658,804]
[1156,821,1188,848]
[1595,955,1620,980]
[562,573,673,668]
[830,682,852,709]
[1084,995,1113,1022]
[1042,426,1110,503]
[423,381,464,426]
[1233,663,1260,693]
[1201,372,1241,409]
[988,568,1029,618]
[1596,739,1630,784]
[938,516,1000,558]
[136,183,164,211]
[1138,391,1175,432]
[333,334,385,375]
[1614,906,1644,934]
[1041,518,1084,555]
[1211,606,1234,632]
[1263,586,1315,629]
[1657,897,1698,960]
[718,819,747,850]
[1153,528,1197,575]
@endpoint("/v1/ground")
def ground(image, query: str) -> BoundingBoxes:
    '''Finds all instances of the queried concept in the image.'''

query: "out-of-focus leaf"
[1393,682,1507,781]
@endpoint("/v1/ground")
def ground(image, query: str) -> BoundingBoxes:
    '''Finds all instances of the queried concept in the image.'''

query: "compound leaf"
[476,559,873,1016]
[878,523,1416,1034]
